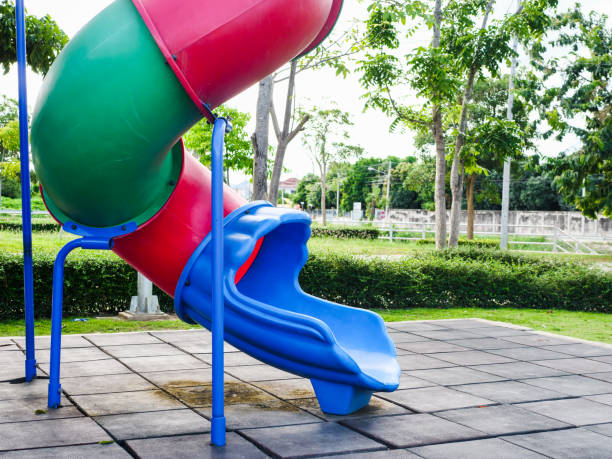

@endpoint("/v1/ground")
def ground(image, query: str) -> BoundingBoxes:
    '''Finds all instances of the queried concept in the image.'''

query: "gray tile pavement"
[0,320,610,457]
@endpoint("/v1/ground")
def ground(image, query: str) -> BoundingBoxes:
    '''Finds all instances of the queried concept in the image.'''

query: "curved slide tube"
[31,0,400,414]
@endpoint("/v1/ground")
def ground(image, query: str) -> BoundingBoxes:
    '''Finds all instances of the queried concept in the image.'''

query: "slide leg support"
[310,379,373,415]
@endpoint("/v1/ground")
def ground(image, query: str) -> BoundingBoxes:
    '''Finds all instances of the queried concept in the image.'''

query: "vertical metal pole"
[210,117,228,446]
[385,161,391,225]
[500,0,520,250]
[16,0,37,381]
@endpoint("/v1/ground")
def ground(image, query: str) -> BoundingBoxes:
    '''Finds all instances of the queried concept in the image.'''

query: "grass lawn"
[1,308,610,345]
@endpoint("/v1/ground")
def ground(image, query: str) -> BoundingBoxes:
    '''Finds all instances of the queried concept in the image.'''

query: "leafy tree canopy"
[184,105,253,175]
[0,0,68,75]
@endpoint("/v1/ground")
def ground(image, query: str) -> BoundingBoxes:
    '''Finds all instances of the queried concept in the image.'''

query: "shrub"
[310,225,379,239]
[416,238,499,249]
[0,247,609,320]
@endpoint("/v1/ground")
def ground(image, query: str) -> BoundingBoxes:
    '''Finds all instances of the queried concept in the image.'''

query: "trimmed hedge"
[310,225,379,239]
[416,238,500,249]
[0,247,610,319]
[0,221,60,232]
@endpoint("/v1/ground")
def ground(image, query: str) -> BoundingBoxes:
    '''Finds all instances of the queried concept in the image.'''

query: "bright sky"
[0,0,610,184]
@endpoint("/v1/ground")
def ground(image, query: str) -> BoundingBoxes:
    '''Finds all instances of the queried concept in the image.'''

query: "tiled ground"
[2,319,612,458]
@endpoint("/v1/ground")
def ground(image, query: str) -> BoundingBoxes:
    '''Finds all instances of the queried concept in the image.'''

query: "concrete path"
[1,319,612,458]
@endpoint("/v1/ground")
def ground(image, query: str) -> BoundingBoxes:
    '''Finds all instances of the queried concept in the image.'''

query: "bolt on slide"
[31,0,400,414]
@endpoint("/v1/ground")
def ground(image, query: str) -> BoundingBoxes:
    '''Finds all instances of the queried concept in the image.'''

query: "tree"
[359,0,558,247]
[252,26,359,203]
[533,8,612,218]
[400,157,437,210]
[301,107,362,225]
[184,105,252,179]
[0,0,68,75]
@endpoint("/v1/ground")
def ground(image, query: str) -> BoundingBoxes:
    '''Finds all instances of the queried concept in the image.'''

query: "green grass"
[376,308,612,344]
[0,316,200,337]
[2,309,610,345]
[0,195,47,211]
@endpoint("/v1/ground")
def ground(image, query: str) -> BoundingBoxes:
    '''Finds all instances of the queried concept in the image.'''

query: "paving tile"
[196,352,263,367]
[593,355,612,364]
[0,398,82,423]
[586,371,612,383]
[398,373,437,390]
[521,375,612,397]
[240,422,384,457]
[0,351,23,364]
[0,364,29,381]
[409,438,546,459]
[0,417,110,451]
[397,341,469,354]
[587,394,612,406]
[377,386,494,412]
[126,432,267,459]
[502,333,577,346]
[532,358,612,374]
[432,319,491,329]
[406,366,504,386]
[322,450,419,458]
[542,343,612,358]
[454,380,565,404]
[470,361,569,379]
[95,409,210,440]
[447,338,524,350]
[36,347,109,363]
[504,428,612,459]
[519,397,612,425]
[165,380,276,408]
[467,327,530,338]
[487,346,571,361]
[38,359,130,377]
[61,373,155,395]
[411,330,483,340]
[142,368,214,387]
[71,390,184,416]
[225,364,297,381]
[432,350,514,366]
[289,395,410,420]
[173,341,239,354]
[387,322,446,332]
[0,378,49,401]
[120,354,208,372]
[388,332,431,344]
[397,354,453,371]
[343,413,483,448]
[84,332,162,346]
[251,378,315,399]
[585,423,612,437]
[13,335,93,350]
[150,330,211,342]
[436,404,569,435]
[0,443,131,458]
[198,399,322,429]
[102,343,186,358]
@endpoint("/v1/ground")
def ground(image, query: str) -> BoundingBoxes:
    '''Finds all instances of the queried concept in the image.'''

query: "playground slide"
[30,0,400,414]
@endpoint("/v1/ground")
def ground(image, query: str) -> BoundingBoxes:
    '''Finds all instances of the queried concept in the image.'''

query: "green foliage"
[533,8,612,218]
[184,105,252,174]
[310,225,379,240]
[416,238,499,249]
[2,246,608,320]
[0,118,19,154]
[0,0,68,75]
[299,248,611,312]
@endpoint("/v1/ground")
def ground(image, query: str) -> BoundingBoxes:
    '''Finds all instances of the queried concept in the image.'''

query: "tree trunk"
[448,0,494,247]
[466,173,476,240]
[252,75,273,201]
[321,171,327,226]
[268,141,287,205]
[432,0,447,250]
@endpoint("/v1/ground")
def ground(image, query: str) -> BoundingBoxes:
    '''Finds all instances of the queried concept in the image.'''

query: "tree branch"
[269,100,281,141]
[287,115,310,144]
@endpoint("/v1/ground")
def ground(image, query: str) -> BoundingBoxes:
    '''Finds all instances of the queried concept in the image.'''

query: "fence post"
[553,226,558,253]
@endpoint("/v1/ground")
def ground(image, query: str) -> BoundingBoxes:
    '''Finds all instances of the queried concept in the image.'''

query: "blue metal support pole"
[210,117,231,446]
[48,237,113,408]
[16,0,36,382]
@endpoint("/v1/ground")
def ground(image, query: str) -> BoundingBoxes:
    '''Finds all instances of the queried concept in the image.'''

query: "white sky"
[0,0,610,184]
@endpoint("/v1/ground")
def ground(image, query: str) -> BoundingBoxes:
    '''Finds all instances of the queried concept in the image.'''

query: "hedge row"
[1,247,610,319]
[310,225,379,239]
[0,222,60,232]
[416,238,500,249]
